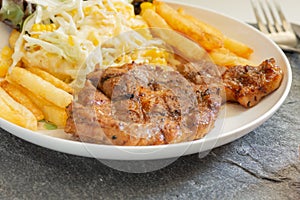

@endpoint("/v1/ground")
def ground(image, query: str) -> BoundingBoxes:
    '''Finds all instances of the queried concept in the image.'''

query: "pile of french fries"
[0,58,73,130]
[141,1,254,66]
[0,1,256,131]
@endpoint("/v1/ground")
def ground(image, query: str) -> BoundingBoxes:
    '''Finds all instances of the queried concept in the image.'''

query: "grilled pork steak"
[65,59,283,145]
[65,63,223,145]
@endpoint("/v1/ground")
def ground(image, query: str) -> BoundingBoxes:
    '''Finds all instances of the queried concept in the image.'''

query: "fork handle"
[279,44,300,54]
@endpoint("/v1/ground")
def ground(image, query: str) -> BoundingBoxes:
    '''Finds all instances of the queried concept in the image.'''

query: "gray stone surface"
[0,53,299,199]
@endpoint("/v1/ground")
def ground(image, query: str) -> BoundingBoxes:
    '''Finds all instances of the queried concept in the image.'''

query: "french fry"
[224,37,253,59]
[0,81,44,121]
[0,97,28,128]
[26,67,74,94]
[155,1,223,51]
[209,48,255,67]
[20,87,68,127]
[0,87,37,130]
[0,46,13,77]
[9,29,21,49]
[41,105,68,127]
[177,9,253,60]
[7,67,73,108]
[154,2,254,59]
[177,8,225,41]
[142,9,207,61]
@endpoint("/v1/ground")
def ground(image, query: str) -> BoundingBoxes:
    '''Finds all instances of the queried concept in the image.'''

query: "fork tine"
[251,0,269,34]
[273,0,294,32]
[265,0,283,32]
[258,0,276,33]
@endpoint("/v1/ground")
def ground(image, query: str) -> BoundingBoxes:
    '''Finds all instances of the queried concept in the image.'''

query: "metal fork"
[251,0,300,53]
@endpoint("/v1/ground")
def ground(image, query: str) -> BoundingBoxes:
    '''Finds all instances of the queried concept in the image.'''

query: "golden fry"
[154,2,253,59]
[41,105,68,127]
[224,37,253,59]
[209,48,255,67]
[0,97,26,127]
[1,81,44,121]
[142,9,207,61]
[9,29,21,49]
[0,87,37,130]
[177,8,225,41]
[155,1,223,51]
[7,67,73,108]
[142,8,170,29]
[21,88,68,127]
[0,46,13,77]
[26,67,74,94]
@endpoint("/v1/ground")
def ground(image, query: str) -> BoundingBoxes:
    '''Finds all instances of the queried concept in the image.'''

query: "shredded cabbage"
[10,0,170,89]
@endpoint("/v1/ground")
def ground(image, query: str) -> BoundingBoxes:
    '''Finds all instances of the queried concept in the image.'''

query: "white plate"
[0,2,292,160]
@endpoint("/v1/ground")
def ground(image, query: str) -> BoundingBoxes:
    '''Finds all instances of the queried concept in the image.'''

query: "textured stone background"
[0,53,299,199]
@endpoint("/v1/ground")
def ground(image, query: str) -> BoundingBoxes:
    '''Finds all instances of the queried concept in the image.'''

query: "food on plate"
[154,1,223,51]
[8,0,155,86]
[0,87,37,130]
[222,58,283,108]
[208,47,254,67]
[223,37,253,59]
[26,91,68,127]
[3,66,71,127]
[0,80,44,120]
[0,0,36,30]
[8,29,20,48]
[65,57,283,145]
[131,0,153,15]
[0,0,284,145]
[0,45,13,77]
[25,67,74,94]
[141,8,207,61]
[171,58,283,109]
[175,9,253,59]
[7,67,73,108]
[0,0,168,129]
[65,62,222,145]
[145,1,253,66]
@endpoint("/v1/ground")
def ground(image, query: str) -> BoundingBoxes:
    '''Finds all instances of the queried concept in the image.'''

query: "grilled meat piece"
[178,58,283,108]
[65,63,222,145]
[65,81,148,145]
[175,60,224,138]
[65,58,283,145]
[222,58,283,107]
